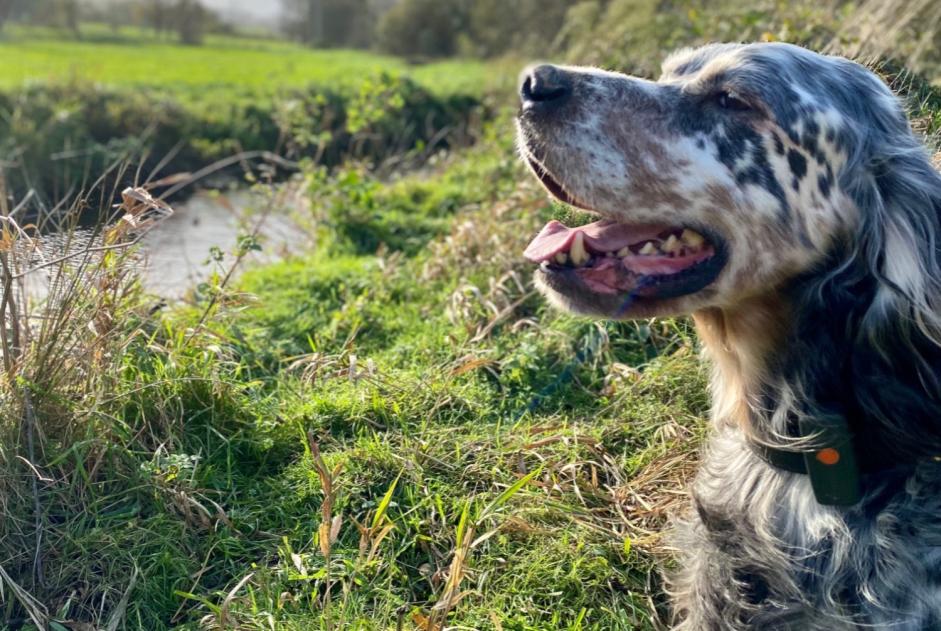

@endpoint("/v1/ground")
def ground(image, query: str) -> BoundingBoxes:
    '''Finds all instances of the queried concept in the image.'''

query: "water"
[140,187,310,297]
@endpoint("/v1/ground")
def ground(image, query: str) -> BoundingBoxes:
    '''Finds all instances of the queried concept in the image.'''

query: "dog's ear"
[828,64,941,360]
[849,144,941,355]
[806,70,941,455]
[797,61,941,360]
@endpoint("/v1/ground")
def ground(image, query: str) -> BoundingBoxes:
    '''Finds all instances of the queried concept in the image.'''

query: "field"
[0,26,495,206]
[0,25,493,96]
[3,6,941,630]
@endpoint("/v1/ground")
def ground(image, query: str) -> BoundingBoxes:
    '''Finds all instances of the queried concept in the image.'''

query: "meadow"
[0,24,492,96]
[0,26,494,204]
[2,6,941,630]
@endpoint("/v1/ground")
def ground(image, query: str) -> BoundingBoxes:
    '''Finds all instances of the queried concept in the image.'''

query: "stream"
[139,187,310,297]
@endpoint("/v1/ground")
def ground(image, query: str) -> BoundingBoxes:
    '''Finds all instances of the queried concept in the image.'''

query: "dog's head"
[517,42,929,319]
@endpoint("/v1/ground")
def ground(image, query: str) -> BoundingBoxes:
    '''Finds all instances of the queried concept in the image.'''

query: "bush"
[467,0,572,58]
[376,0,469,59]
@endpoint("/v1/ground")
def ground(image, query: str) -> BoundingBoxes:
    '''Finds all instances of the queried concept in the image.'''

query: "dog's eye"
[716,91,752,111]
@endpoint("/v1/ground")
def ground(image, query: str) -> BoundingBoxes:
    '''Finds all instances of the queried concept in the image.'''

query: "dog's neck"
[693,295,790,435]
[694,280,941,462]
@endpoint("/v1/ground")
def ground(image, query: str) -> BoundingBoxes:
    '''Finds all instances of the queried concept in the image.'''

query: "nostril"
[520,64,572,105]
[521,75,536,101]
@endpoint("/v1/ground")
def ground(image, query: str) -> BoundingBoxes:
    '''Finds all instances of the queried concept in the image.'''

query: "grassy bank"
[0,27,496,206]
[4,8,941,630]
[0,112,709,629]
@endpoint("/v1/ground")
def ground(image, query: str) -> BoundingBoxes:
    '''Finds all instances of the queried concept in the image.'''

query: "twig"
[219,571,254,629]
[7,189,35,218]
[10,236,147,279]
[104,565,139,631]
[469,290,535,343]
[160,151,299,199]
[182,188,278,345]
[14,456,53,483]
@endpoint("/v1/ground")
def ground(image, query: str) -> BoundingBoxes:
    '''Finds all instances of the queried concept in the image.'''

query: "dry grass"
[832,0,941,71]
[0,178,174,628]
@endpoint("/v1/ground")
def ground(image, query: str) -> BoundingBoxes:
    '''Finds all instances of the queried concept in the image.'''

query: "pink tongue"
[523,220,666,263]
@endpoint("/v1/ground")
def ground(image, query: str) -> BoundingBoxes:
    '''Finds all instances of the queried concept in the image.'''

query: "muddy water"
[140,188,310,297]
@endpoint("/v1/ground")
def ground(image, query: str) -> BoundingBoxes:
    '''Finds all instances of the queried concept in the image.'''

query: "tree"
[307,0,323,45]
[468,0,571,57]
[176,0,206,45]
[62,0,79,37]
[148,0,171,37]
[0,0,11,31]
[376,0,469,58]
[281,0,373,49]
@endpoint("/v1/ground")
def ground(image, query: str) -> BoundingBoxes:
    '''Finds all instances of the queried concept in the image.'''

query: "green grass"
[0,114,708,629]
[0,23,499,205]
[0,24,491,96]
[3,15,941,629]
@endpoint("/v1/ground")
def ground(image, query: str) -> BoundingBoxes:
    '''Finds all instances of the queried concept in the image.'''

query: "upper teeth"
[570,232,590,266]
[662,234,682,254]
[681,229,705,248]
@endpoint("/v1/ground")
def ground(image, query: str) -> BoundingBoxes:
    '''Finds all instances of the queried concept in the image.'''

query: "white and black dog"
[517,43,941,629]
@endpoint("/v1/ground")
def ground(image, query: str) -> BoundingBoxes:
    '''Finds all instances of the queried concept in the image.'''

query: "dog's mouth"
[523,158,727,309]
[525,156,583,207]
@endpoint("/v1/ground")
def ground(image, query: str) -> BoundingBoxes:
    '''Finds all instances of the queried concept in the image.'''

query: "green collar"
[749,412,865,506]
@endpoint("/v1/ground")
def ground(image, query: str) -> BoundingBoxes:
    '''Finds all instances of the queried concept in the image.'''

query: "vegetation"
[0,112,711,629]
[372,0,941,78]
[1,1,941,629]
[0,26,489,91]
[0,28,492,204]
[2,0,225,44]
[281,0,374,49]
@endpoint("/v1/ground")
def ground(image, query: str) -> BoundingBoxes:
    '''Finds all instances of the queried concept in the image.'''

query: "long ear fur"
[831,75,941,454]
[853,140,941,354]
[781,69,941,459]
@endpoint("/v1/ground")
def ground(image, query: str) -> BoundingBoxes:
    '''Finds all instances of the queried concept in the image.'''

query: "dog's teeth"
[554,252,568,265]
[570,232,589,266]
[662,234,682,254]
[639,242,658,256]
[616,246,631,257]
[680,229,705,249]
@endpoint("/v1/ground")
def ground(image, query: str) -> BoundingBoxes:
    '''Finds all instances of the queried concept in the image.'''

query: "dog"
[516,43,941,630]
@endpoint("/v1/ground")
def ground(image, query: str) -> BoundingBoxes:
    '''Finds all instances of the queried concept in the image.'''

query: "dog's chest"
[683,431,941,630]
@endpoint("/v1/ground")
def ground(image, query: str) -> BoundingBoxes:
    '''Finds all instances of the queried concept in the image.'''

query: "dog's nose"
[520,64,572,108]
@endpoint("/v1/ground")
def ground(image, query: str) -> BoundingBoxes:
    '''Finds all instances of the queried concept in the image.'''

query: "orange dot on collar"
[816,448,841,466]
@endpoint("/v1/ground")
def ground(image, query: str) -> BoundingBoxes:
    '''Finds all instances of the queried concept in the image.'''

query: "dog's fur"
[517,43,941,629]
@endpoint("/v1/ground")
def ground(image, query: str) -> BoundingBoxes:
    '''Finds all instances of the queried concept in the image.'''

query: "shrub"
[376,0,469,59]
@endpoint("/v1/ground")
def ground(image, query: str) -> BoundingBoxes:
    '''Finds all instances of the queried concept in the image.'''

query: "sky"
[200,0,284,28]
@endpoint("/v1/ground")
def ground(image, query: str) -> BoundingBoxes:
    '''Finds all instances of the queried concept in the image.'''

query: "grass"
[0,22,499,205]
[4,12,939,630]
[0,112,709,629]
[0,24,492,97]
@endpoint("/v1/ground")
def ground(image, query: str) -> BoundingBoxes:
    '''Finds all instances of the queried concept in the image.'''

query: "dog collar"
[749,412,863,506]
